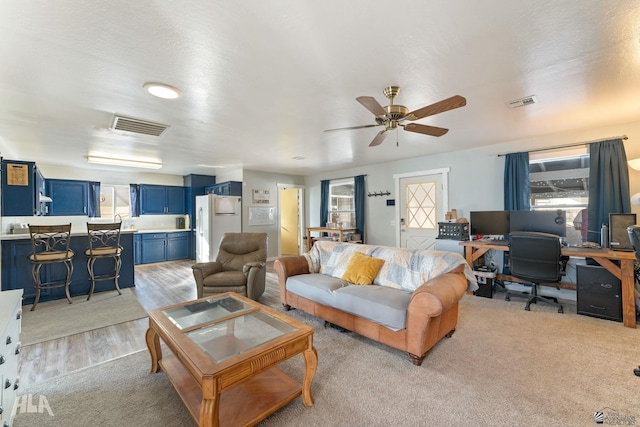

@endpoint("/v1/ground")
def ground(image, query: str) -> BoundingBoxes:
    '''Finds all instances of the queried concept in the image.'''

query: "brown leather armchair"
[191,232,267,300]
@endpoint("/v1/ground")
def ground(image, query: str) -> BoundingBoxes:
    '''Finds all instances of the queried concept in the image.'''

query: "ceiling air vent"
[506,95,538,109]
[110,114,170,136]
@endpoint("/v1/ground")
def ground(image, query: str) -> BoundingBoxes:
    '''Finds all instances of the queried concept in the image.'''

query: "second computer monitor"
[509,209,567,237]
[469,210,511,237]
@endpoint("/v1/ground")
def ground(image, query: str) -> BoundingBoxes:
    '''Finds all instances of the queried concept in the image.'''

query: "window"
[529,147,588,244]
[328,179,355,228]
[99,184,131,220]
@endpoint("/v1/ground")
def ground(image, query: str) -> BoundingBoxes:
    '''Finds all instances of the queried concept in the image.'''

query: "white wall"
[241,169,305,258]
[305,119,640,247]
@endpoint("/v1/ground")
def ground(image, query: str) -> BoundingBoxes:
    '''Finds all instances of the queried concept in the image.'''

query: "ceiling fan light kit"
[327,86,467,147]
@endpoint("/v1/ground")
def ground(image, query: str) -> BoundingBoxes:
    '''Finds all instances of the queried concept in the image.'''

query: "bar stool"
[28,224,74,311]
[85,222,123,300]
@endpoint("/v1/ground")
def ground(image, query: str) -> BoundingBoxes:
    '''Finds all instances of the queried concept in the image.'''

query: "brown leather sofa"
[274,244,471,366]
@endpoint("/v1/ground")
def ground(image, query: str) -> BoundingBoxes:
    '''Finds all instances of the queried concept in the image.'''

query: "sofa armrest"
[274,256,310,304]
[406,269,468,354]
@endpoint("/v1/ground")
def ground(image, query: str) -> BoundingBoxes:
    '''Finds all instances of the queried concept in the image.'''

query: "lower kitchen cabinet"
[1,233,134,305]
[137,231,192,265]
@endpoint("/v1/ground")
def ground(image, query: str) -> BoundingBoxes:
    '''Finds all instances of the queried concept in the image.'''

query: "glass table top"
[162,294,298,363]
[163,295,254,330]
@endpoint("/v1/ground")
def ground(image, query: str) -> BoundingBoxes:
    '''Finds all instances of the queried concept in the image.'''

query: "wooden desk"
[306,227,358,251]
[460,240,637,329]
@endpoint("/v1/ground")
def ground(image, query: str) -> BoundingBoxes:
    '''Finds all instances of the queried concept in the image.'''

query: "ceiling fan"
[325,86,467,147]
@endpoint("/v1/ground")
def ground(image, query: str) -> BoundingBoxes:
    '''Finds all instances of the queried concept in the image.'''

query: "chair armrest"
[192,262,222,278]
[243,261,265,273]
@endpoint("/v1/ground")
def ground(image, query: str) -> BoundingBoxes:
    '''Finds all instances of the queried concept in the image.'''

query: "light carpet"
[21,288,148,345]
[14,287,640,427]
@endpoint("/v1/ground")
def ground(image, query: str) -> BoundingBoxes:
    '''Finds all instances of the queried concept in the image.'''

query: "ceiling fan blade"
[356,96,387,117]
[324,124,381,132]
[369,130,388,147]
[403,123,449,137]
[405,95,467,120]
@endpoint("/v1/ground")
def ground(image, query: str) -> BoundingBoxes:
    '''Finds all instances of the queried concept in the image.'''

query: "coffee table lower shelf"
[160,355,302,427]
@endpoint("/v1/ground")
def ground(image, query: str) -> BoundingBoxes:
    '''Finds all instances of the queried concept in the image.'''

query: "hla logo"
[593,407,637,425]
[14,394,54,416]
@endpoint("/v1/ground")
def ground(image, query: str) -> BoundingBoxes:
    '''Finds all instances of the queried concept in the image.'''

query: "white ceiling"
[1,1,639,177]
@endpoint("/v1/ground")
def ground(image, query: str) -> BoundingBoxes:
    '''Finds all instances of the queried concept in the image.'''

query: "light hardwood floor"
[19,260,200,386]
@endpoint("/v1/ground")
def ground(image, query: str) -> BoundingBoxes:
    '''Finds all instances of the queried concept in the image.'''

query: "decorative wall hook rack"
[367,191,391,197]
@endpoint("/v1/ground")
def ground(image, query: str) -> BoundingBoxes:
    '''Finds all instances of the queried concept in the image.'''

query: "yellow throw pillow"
[341,252,385,285]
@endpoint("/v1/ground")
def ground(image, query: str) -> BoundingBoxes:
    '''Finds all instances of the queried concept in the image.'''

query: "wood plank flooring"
[19,260,200,386]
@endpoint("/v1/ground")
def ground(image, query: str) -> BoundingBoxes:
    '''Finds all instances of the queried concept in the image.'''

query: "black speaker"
[576,264,622,322]
[609,213,636,251]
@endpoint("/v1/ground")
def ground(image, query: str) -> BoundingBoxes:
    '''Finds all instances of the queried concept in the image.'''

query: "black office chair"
[507,231,564,313]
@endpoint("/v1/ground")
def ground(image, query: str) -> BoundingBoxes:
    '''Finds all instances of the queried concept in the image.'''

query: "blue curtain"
[130,184,140,217]
[587,139,631,243]
[503,152,530,210]
[320,180,329,226]
[354,175,365,242]
[88,181,100,218]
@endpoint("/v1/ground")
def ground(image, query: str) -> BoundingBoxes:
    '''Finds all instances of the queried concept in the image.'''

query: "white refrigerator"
[195,194,242,263]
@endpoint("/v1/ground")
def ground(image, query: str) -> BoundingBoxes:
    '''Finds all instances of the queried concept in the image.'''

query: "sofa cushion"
[333,284,412,331]
[341,252,385,285]
[305,240,478,292]
[286,273,349,307]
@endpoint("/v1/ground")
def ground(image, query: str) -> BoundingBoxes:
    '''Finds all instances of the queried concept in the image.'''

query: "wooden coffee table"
[145,292,317,427]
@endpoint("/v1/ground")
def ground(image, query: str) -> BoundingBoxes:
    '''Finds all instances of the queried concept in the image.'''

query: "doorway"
[394,168,449,249]
[278,185,304,256]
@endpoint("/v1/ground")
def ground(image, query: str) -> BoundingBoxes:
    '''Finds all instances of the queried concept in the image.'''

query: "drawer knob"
[16,309,22,320]
[4,379,11,389]
[0,355,5,364]
[0,405,3,414]
[15,343,21,355]
[5,336,11,345]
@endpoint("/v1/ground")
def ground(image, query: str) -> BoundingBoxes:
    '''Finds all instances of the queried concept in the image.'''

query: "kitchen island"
[1,230,135,305]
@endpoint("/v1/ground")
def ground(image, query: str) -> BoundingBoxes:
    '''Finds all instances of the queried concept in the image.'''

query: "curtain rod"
[497,135,628,157]
[328,174,367,181]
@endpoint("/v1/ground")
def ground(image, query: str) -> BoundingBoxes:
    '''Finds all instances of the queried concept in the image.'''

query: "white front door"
[396,169,448,250]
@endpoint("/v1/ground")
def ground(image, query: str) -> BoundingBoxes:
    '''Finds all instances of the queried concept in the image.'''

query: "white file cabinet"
[0,290,23,427]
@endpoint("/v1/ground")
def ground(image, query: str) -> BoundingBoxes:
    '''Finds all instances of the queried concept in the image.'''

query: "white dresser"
[0,290,23,427]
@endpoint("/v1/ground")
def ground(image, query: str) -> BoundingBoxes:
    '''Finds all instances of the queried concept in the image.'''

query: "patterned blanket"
[304,241,478,292]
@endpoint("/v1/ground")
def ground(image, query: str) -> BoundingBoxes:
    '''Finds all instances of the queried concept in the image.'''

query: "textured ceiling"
[0,1,639,176]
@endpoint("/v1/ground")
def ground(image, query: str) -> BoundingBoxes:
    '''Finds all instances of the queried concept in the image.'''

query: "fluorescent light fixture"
[628,158,640,171]
[143,82,182,99]
[87,156,162,169]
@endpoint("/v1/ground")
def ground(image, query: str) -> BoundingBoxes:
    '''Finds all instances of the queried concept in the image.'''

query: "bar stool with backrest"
[85,222,123,300]
[28,224,75,311]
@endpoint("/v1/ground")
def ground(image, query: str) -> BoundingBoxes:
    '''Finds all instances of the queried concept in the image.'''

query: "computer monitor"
[509,209,567,237]
[469,211,511,237]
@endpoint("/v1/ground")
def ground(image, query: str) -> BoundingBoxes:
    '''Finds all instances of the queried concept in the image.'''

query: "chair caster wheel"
[558,307,564,314]
[525,306,531,311]
[505,296,510,302]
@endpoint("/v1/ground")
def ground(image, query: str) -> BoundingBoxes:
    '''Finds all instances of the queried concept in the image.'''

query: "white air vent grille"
[506,95,538,109]
[110,115,169,136]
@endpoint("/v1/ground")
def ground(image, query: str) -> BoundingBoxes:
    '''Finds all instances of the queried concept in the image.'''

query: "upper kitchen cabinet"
[204,180,242,196]
[46,179,90,216]
[1,159,48,216]
[139,184,186,215]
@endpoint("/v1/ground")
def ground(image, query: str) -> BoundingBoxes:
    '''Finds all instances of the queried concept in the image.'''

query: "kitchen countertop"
[0,228,192,241]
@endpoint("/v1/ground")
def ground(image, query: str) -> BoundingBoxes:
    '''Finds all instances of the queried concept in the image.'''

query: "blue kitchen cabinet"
[46,179,89,216]
[141,233,167,264]
[167,231,191,260]
[1,159,47,216]
[137,231,192,264]
[1,233,135,305]
[140,185,186,214]
[134,234,142,265]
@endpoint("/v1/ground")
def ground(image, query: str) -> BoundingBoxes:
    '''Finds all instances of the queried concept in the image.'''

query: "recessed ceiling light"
[291,156,305,160]
[143,82,182,99]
